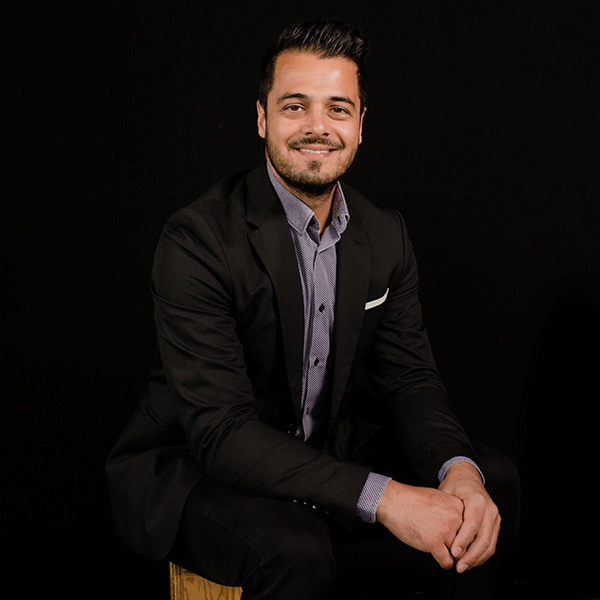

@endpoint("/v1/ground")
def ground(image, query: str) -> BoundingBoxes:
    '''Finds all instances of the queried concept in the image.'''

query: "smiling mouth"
[298,148,333,154]
[290,138,342,156]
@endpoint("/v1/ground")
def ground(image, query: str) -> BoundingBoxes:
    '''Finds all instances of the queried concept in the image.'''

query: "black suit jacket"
[106,163,474,560]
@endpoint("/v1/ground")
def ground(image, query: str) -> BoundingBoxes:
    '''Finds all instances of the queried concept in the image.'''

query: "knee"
[473,444,521,540]
[257,514,336,595]
[472,442,518,482]
[275,525,337,584]
[478,445,520,501]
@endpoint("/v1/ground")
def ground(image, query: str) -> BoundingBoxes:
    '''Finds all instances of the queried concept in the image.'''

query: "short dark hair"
[257,19,369,110]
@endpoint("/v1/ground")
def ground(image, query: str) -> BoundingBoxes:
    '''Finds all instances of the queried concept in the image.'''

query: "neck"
[293,186,334,237]
[267,158,335,236]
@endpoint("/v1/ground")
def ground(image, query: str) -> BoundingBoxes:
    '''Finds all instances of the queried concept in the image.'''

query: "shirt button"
[318,304,325,312]
[314,358,319,366]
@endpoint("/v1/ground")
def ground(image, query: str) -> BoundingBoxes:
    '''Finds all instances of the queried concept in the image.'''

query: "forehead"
[270,51,360,103]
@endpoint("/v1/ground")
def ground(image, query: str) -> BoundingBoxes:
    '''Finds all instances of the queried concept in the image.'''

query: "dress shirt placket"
[298,219,338,440]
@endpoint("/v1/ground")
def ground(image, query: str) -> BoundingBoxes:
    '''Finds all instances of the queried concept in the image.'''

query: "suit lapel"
[245,166,305,424]
[329,203,372,427]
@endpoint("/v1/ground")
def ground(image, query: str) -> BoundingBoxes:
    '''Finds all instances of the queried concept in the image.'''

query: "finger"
[451,523,476,560]
[457,513,501,573]
[432,543,456,571]
[450,503,481,560]
[457,517,498,572]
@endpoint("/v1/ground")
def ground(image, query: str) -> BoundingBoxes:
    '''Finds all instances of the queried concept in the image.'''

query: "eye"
[284,104,304,112]
[329,106,351,117]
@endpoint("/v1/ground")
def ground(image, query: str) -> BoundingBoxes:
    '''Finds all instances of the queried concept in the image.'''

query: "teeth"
[299,148,330,154]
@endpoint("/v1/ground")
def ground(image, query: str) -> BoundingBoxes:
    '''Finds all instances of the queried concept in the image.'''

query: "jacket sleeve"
[151,206,371,528]
[364,210,476,486]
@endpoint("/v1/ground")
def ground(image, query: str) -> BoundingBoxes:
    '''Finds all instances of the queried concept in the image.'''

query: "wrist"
[375,479,396,524]
[375,479,411,524]
[438,456,485,485]
[446,461,481,479]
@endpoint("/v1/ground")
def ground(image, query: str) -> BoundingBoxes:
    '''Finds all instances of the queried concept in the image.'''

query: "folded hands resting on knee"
[376,462,500,573]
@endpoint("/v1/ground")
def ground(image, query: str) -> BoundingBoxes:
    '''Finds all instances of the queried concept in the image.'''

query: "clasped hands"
[376,462,501,573]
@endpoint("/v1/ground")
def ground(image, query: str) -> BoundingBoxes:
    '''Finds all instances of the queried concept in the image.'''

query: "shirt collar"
[266,162,350,237]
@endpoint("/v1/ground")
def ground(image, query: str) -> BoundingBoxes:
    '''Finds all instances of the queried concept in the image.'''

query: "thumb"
[451,543,465,559]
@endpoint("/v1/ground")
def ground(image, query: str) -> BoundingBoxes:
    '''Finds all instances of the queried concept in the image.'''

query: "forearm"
[194,413,372,522]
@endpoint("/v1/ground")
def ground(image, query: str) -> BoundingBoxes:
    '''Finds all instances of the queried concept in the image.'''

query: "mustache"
[288,137,344,150]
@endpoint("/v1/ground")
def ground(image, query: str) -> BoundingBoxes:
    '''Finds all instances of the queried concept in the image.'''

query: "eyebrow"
[276,92,356,108]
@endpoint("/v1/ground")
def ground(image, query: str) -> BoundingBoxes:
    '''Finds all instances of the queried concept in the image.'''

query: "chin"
[282,172,337,198]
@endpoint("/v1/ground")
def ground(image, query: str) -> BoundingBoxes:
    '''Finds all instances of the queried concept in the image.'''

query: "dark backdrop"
[5,1,599,597]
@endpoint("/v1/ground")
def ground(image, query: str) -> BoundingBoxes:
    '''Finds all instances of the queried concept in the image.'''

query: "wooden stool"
[170,562,242,600]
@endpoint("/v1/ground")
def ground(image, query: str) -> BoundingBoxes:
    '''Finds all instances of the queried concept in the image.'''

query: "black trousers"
[168,442,520,600]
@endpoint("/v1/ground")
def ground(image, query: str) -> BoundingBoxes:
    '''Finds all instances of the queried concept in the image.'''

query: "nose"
[304,106,329,137]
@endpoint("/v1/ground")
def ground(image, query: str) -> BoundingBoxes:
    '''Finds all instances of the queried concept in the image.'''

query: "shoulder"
[165,163,281,235]
[173,169,250,225]
[340,180,410,242]
[161,167,254,243]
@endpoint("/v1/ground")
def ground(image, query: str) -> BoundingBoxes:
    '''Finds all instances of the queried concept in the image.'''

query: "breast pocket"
[364,288,389,311]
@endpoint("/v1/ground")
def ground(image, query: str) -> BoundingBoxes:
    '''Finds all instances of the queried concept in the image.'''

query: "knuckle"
[452,496,464,510]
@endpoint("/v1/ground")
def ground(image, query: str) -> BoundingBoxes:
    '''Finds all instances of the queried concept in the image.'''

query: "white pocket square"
[365,288,389,310]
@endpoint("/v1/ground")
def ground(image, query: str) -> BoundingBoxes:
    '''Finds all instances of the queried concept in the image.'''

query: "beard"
[265,134,358,199]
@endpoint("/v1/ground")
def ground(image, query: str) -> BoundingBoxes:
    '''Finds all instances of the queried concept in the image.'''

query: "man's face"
[257,51,365,197]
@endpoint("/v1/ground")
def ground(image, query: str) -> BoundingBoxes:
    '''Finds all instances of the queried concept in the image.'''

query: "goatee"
[265,135,354,200]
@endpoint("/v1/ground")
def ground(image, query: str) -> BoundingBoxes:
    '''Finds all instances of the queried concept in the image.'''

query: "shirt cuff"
[437,456,485,485]
[356,472,391,523]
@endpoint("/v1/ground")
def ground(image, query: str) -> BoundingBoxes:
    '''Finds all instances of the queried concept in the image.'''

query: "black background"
[4,1,599,597]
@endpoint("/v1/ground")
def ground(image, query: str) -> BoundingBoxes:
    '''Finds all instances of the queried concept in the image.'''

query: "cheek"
[349,125,363,148]
[275,119,301,142]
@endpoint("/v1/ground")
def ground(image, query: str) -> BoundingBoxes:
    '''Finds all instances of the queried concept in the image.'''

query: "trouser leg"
[167,476,336,600]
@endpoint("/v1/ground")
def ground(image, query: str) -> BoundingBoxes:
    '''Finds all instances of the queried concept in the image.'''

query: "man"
[106,19,519,599]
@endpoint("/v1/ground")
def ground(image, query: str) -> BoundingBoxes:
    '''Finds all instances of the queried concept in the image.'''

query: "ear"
[256,100,266,139]
[358,106,366,145]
